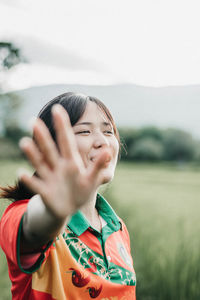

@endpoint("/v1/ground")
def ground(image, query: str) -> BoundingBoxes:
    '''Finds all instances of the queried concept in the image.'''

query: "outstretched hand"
[19,104,111,220]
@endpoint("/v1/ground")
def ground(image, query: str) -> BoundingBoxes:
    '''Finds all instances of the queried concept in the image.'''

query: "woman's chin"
[100,170,114,185]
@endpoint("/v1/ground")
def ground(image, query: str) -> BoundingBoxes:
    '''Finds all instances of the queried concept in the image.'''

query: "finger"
[33,118,60,169]
[18,170,45,196]
[52,104,82,164]
[19,137,50,179]
[87,148,112,187]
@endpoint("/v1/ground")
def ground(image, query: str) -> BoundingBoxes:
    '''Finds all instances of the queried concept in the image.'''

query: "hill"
[8,83,200,138]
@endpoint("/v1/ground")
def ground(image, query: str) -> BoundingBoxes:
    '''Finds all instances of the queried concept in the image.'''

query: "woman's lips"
[90,157,96,162]
[89,148,112,165]
[89,156,112,167]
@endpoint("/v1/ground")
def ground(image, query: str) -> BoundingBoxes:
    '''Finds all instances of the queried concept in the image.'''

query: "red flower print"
[87,284,102,298]
[68,268,90,287]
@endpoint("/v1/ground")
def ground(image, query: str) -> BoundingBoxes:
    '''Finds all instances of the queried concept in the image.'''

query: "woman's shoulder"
[0,199,30,262]
[0,199,30,235]
[1,199,29,219]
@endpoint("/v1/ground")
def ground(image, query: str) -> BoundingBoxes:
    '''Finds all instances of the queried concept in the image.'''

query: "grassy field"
[0,160,200,299]
[105,162,200,300]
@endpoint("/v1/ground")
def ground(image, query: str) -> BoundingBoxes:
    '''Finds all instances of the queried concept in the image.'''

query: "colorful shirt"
[0,194,136,300]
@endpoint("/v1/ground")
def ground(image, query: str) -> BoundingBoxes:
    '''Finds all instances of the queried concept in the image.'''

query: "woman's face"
[73,101,119,185]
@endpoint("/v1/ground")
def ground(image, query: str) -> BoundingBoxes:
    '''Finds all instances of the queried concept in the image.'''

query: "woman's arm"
[20,194,69,254]
[19,104,110,254]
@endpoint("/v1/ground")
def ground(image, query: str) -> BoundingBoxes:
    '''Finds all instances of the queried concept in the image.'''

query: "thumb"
[87,148,112,186]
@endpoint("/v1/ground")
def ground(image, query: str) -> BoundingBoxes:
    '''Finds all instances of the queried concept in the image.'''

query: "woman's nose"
[93,133,109,148]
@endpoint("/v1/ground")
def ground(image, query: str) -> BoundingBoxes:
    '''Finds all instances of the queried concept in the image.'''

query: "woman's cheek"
[100,167,115,184]
[112,139,120,161]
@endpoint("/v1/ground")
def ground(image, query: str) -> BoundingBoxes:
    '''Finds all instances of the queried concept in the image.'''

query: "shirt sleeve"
[0,199,53,274]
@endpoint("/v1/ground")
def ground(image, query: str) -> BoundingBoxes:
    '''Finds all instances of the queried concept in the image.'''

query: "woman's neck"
[79,191,101,232]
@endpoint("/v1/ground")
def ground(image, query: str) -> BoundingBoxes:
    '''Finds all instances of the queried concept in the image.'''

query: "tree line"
[0,125,199,162]
[119,126,199,162]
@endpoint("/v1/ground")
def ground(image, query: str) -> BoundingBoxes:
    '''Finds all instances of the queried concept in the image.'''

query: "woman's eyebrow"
[74,122,112,127]
[74,122,92,126]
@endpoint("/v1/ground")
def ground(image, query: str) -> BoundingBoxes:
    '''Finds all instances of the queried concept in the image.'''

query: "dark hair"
[0,92,121,201]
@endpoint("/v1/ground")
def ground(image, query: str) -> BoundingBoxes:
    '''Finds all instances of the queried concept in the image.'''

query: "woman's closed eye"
[104,130,113,135]
[76,130,90,134]
[75,130,113,135]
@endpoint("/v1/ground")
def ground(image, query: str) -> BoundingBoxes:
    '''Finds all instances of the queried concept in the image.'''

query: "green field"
[0,160,200,299]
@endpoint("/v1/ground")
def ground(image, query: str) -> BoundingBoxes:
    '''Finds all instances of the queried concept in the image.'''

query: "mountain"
[11,83,200,138]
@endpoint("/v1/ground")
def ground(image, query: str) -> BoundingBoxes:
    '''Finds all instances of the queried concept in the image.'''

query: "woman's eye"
[76,130,90,134]
[104,131,113,135]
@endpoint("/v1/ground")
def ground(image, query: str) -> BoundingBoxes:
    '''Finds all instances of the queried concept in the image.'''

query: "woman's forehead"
[78,101,111,124]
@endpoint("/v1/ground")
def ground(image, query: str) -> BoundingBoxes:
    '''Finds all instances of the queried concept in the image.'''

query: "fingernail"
[19,137,29,149]
[28,116,37,133]
[52,104,62,114]
[16,168,32,179]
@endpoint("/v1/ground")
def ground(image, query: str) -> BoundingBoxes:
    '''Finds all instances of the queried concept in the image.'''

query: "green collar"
[67,193,121,236]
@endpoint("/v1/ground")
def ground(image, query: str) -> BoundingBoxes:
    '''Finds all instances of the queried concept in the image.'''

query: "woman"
[0,92,136,299]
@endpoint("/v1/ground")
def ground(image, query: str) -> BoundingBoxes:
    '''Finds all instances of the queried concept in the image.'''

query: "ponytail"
[0,178,35,202]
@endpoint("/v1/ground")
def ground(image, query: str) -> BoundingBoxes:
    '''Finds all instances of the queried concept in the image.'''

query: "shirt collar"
[67,193,121,236]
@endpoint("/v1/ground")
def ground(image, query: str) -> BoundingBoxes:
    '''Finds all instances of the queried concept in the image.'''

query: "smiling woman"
[0,92,136,300]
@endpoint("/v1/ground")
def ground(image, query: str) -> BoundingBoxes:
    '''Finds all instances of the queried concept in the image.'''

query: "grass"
[104,162,200,299]
[0,159,200,299]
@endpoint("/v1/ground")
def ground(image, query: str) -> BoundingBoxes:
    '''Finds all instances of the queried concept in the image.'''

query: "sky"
[1,0,200,90]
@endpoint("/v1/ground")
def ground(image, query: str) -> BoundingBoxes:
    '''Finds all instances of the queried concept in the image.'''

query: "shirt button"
[107,256,111,261]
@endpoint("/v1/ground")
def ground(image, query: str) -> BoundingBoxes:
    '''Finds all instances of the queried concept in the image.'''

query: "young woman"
[0,92,136,299]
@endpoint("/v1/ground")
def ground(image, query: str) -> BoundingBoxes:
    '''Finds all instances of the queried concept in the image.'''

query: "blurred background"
[0,0,200,299]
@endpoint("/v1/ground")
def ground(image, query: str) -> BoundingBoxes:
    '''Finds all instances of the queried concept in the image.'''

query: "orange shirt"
[0,194,136,299]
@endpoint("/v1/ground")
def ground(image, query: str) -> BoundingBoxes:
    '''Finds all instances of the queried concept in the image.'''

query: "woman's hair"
[0,92,121,201]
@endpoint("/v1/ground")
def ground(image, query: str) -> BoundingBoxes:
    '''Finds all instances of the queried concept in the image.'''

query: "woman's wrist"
[22,194,70,245]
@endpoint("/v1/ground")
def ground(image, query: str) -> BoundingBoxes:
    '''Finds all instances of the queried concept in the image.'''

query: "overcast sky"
[1,0,200,90]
